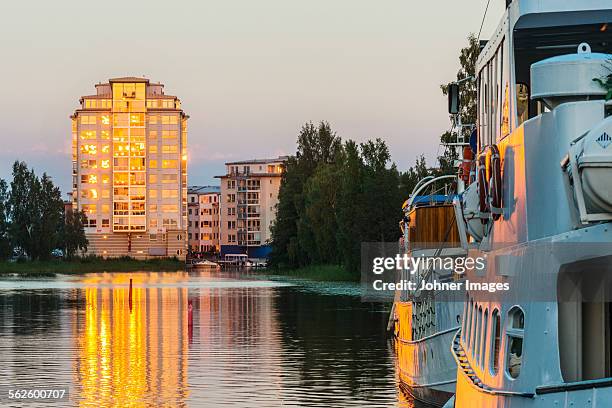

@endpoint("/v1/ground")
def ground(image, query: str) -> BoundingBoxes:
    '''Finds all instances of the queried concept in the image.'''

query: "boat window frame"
[481,308,489,368]
[477,37,508,150]
[464,297,473,347]
[490,308,501,376]
[475,305,483,364]
[505,305,525,380]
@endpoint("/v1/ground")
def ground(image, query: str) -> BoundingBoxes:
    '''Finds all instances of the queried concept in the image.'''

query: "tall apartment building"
[71,77,188,260]
[187,186,221,254]
[216,157,287,258]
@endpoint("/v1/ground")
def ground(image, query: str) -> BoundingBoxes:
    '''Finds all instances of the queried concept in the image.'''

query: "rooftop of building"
[108,76,150,83]
[188,185,221,194]
[225,156,290,165]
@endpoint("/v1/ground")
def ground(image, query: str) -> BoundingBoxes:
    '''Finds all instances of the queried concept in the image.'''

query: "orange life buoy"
[459,146,474,184]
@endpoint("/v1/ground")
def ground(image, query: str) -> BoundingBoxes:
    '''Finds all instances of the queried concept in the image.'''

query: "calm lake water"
[0,270,424,407]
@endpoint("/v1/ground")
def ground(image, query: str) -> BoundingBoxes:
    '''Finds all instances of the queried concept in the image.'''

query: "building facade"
[216,157,286,258]
[71,77,188,260]
[187,186,221,255]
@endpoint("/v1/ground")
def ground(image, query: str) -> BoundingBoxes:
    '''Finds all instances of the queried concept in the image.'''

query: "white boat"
[446,1,612,406]
[192,260,220,267]
[393,189,468,407]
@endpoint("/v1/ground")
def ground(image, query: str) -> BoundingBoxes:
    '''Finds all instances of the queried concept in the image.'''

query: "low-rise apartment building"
[187,186,221,255]
[216,157,287,258]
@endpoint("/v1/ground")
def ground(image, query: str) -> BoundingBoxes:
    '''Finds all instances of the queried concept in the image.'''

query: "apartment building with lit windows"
[187,186,221,254]
[71,77,188,260]
[216,157,287,258]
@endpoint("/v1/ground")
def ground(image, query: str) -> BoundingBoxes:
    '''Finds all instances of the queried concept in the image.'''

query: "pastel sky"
[0,0,504,196]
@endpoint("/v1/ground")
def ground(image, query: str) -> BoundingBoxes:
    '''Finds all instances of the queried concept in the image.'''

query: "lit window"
[150,160,158,168]
[101,160,110,169]
[162,204,178,212]
[130,113,145,126]
[162,189,178,199]
[81,144,97,155]
[149,115,158,124]
[88,175,97,184]
[163,218,178,227]
[80,131,96,140]
[161,174,177,183]
[101,145,110,154]
[149,145,158,154]
[161,115,178,125]
[150,190,158,199]
[82,204,97,214]
[162,160,177,169]
[162,145,178,154]
[80,115,96,125]
[162,130,178,139]
[149,130,157,139]
[101,204,110,214]
[81,159,97,169]
[150,219,158,228]
[101,130,110,140]
[149,174,158,183]
[101,175,110,184]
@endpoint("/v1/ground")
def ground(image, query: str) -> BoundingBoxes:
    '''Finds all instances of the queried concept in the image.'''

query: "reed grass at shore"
[0,256,185,277]
[268,264,358,282]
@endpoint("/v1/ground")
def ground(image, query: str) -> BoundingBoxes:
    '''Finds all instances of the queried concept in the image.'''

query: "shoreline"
[263,264,359,283]
[0,258,185,277]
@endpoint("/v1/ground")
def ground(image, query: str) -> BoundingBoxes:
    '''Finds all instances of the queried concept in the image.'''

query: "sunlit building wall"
[216,157,286,258]
[71,77,188,259]
[187,186,221,254]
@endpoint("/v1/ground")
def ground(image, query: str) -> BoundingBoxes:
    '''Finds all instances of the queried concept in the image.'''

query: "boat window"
[464,297,472,346]
[490,309,501,375]
[516,84,529,126]
[513,21,612,121]
[481,309,489,368]
[470,302,478,352]
[506,307,525,379]
[475,306,483,363]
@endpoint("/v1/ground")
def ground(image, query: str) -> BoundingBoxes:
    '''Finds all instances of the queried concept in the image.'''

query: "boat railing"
[395,325,460,345]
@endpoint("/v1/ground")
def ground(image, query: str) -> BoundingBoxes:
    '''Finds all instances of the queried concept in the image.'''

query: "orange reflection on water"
[72,273,189,407]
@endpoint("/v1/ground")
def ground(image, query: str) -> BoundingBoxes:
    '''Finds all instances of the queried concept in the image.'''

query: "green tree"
[8,161,39,258]
[7,161,69,260]
[399,155,430,198]
[335,140,366,273]
[0,179,11,260]
[61,208,88,259]
[301,163,340,264]
[31,174,64,260]
[270,122,342,268]
[439,33,481,174]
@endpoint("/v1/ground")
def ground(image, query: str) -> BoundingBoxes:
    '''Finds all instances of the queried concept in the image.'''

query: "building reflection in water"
[72,272,189,407]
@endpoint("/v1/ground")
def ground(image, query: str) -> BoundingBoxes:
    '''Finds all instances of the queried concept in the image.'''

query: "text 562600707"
[4,388,69,401]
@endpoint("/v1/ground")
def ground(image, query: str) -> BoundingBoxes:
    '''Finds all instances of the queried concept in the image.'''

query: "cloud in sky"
[0,0,504,196]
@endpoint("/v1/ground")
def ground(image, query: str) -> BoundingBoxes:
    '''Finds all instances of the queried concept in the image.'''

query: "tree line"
[0,161,88,261]
[269,122,439,275]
